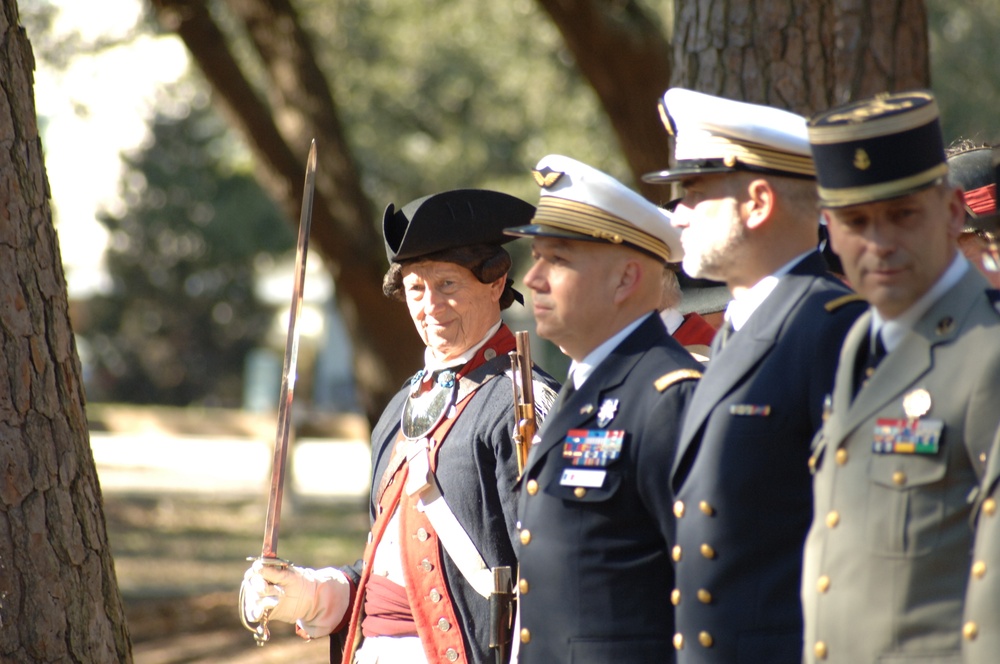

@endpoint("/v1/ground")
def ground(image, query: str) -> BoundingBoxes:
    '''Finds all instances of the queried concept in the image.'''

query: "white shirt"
[725,250,814,332]
[567,314,649,390]
[871,252,968,353]
[660,307,685,336]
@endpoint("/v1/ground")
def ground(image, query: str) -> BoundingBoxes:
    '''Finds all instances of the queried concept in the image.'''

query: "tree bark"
[671,0,929,113]
[150,0,423,420]
[535,0,674,200]
[0,1,132,661]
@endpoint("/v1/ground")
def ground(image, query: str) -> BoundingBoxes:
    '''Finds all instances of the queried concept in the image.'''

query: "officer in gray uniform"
[802,92,1000,664]
[961,146,1000,664]
[506,155,703,664]
[642,88,864,664]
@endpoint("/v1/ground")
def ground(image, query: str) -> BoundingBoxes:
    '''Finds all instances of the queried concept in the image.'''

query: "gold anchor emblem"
[853,148,871,171]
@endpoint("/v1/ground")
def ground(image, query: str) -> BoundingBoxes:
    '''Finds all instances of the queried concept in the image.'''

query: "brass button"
[670,589,681,605]
[699,501,715,516]
[416,527,429,541]
[963,621,979,640]
[674,501,685,518]
[984,497,997,517]
[429,589,442,602]
[672,545,682,562]
[892,471,907,486]
[699,631,714,648]
[817,575,831,593]
[574,487,587,498]
[826,511,840,528]
[814,640,828,660]
[520,529,531,546]
[808,455,817,471]
[835,448,848,465]
[697,588,712,604]
[445,647,459,662]
[972,560,987,579]
[526,479,538,496]
[673,633,684,650]
[420,559,433,572]
[519,578,529,594]
[520,628,531,644]
[700,543,716,559]
[438,617,451,632]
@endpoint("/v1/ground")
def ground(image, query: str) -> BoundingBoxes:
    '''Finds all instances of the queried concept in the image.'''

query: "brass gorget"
[401,368,459,440]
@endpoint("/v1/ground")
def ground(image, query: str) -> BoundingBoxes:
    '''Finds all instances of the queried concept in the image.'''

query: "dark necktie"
[854,328,886,396]
[713,319,736,354]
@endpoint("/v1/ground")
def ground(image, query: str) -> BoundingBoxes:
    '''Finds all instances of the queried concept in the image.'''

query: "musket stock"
[509,331,536,476]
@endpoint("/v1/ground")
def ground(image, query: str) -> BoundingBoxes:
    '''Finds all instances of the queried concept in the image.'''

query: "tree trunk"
[151,0,423,421]
[671,0,929,113]
[0,1,132,661]
[535,0,674,200]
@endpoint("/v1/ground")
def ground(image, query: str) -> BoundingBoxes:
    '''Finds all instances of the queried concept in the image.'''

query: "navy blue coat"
[670,252,864,664]
[516,313,702,664]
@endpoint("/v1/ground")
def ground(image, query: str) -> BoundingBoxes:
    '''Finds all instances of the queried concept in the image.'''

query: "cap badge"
[902,389,932,419]
[532,168,564,189]
[596,398,619,428]
[853,148,871,171]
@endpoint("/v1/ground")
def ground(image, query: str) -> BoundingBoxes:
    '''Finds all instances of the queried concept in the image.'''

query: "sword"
[240,139,317,646]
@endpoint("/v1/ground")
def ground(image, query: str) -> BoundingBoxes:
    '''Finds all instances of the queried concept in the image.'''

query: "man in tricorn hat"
[507,154,703,664]
[242,189,559,664]
[946,142,1000,287]
[642,88,864,664]
[963,145,1000,664]
[802,92,1000,663]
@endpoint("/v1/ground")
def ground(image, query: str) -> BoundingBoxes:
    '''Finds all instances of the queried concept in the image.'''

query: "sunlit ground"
[105,488,367,662]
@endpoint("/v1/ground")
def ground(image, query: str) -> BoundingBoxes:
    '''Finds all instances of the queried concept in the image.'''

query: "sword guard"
[240,555,293,646]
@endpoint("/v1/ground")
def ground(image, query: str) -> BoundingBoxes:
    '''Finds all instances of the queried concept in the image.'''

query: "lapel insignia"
[902,389,931,419]
[580,403,595,416]
[935,316,954,335]
[596,398,619,428]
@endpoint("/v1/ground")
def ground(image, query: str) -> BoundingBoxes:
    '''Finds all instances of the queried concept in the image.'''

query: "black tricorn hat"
[383,189,535,264]
[947,146,998,228]
[807,90,947,208]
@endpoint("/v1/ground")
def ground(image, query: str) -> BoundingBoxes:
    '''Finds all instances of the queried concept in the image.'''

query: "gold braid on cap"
[676,134,815,177]
[534,197,671,262]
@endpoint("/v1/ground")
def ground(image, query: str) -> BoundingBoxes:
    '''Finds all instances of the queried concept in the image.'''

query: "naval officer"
[642,88,865,664]
[507,154,703,664]
[802,92,1000,663]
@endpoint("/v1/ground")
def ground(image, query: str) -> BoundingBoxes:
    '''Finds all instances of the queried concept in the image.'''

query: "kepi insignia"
[596,398,619,427]
[853,148,871,171]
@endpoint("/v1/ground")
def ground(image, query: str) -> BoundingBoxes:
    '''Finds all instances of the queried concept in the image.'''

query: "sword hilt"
[240,555,291,646]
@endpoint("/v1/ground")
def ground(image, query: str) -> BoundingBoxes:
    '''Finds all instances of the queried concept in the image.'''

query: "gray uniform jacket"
[670,251,864,664]
[803,266,1000,664]
[516,313,702,664]
[963,424,1000,663]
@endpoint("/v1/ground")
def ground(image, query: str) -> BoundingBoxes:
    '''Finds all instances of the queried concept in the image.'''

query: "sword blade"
[260,139,317,560]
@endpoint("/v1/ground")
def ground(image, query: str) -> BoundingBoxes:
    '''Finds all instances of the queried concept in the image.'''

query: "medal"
[902,389,931,418]
[596,398,619,427]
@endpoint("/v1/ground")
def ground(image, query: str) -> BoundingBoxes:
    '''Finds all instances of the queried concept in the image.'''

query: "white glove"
[241,560,352,639]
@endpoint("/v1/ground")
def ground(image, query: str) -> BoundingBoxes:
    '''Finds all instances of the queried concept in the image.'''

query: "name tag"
[560,468,607,488]
[873,418,943,455]
[562,429,624,467]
